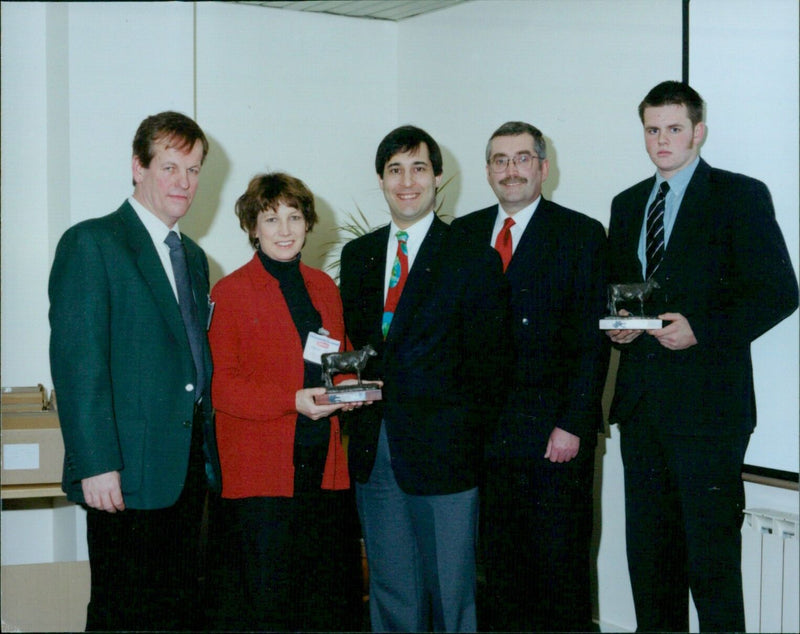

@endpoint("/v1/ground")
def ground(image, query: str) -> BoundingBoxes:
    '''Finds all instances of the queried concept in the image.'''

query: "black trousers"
[85,418,208,631]
[481,447,596,632]
[620,407,749,633]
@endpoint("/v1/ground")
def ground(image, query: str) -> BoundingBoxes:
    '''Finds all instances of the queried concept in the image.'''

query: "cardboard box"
[1,561,90,632]
[1,411,64,486]
[1,384,48,411]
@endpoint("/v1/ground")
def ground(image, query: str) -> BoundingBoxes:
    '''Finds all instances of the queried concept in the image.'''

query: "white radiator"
[742,508,799,633]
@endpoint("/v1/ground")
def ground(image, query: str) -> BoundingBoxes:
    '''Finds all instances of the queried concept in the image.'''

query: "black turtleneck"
[257,250,328,491]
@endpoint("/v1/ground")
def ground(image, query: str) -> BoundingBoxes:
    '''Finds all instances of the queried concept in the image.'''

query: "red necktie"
[494,217,515,272]
[382,231,408,338]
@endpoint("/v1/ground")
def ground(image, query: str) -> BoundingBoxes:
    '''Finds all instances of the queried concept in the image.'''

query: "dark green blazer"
[49,201,217,509]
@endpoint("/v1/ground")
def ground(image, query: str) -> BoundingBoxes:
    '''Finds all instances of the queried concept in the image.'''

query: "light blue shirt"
[637,156,700,278]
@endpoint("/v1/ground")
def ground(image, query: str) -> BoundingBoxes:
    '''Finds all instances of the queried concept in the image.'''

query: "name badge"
[304,331,341,365]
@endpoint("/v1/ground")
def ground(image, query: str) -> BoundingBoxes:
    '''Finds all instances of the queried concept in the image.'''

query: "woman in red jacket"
[209,172,362,631]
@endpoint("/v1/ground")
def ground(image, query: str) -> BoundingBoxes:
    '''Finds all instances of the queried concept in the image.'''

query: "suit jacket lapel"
[119,204,188,347]
[507,199,552,276]
[621,179,654,282]
[362,225,391,342]
[660,159,711,275]
[472,207,497,243]
[185,243,210,330]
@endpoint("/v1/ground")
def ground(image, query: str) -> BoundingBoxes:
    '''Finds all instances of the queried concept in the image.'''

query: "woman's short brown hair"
[235,172,318,248]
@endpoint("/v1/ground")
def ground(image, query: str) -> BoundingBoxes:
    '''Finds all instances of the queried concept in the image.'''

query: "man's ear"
[693,121,707,147]
[132,156,144,185]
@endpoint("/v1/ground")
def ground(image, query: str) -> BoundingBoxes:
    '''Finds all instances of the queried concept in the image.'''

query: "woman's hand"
[296,387,346,419]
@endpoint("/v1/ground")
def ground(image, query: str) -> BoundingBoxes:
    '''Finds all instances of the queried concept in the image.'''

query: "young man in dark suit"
[339,125,510,632]
[453,121,609,631]
[606,81,798,631]
[49,111,220,631]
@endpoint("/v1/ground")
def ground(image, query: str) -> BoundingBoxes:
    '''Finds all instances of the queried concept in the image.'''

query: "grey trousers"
[356,423,478,632]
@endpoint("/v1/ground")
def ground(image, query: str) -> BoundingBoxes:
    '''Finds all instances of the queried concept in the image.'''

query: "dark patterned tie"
[165,231,206,397]
[382,231,409,338]
[645,181,670,279]
[494,217,515,272]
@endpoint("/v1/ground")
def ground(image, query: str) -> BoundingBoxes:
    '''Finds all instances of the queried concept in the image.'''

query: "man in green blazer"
[49,111,219,631]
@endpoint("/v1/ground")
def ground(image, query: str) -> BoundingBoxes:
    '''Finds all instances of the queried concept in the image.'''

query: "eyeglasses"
[489,153,540,173]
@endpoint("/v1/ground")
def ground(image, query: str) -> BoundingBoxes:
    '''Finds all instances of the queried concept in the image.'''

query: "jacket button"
[185,383,194,392]
[183,420,193,428]
[521,317,529,326]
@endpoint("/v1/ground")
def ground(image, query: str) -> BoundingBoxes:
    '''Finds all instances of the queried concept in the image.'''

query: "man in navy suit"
[340,125,510,632]
[453,121,609,631]
[49,111,219,630]
[607,81,798,631]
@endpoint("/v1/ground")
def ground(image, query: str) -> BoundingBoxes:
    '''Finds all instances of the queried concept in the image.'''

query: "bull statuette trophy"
[599,279,663,330]
[313,345,383,404]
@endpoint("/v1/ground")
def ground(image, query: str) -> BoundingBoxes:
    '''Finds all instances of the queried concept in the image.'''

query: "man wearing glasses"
[453,121,609,631]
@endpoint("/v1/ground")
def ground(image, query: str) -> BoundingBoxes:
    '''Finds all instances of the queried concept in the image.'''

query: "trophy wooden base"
[599,316,663,330]
[314,385,382,405]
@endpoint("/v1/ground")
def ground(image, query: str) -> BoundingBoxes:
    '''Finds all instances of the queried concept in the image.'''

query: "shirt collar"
[390,211,434,245]
[128,196,180,243]
[655,155,700,196]
[494,195,541,235]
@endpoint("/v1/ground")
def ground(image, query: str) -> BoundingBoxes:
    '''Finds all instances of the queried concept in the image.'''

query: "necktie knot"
[165,230,182,251]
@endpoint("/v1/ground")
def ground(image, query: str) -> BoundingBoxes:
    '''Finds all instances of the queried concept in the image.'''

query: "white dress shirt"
[128,196,180,300]
[383,212,434,301]
[489,196,541,254]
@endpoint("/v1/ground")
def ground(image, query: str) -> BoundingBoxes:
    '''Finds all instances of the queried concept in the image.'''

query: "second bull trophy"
[313,345,383,405]
[599,280,663,330]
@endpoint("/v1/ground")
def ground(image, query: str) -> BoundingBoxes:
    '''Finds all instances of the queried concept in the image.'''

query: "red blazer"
[209,253,350,498]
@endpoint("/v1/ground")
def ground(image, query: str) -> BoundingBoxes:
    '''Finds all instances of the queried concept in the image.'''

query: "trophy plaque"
[313,345,383,404]
[599,281,663,330]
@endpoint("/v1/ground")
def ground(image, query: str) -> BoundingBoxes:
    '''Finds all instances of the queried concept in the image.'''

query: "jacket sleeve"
[49,225,123,483]
[688,177,798,348]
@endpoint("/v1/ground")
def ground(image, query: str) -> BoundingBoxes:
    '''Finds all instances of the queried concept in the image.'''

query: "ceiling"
[236,1,471,21]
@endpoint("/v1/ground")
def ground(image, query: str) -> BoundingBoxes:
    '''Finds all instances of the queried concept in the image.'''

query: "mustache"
[500,177,528,186]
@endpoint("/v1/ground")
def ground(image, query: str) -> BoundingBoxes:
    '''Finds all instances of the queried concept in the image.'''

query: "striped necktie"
[645,181,669,279]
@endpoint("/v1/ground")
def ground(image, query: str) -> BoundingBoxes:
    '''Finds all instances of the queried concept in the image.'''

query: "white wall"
[1,3,52,387]
[191,2,399,282]
[397,0,682,224]
[691,0,799,476]
[2,2,797,632]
